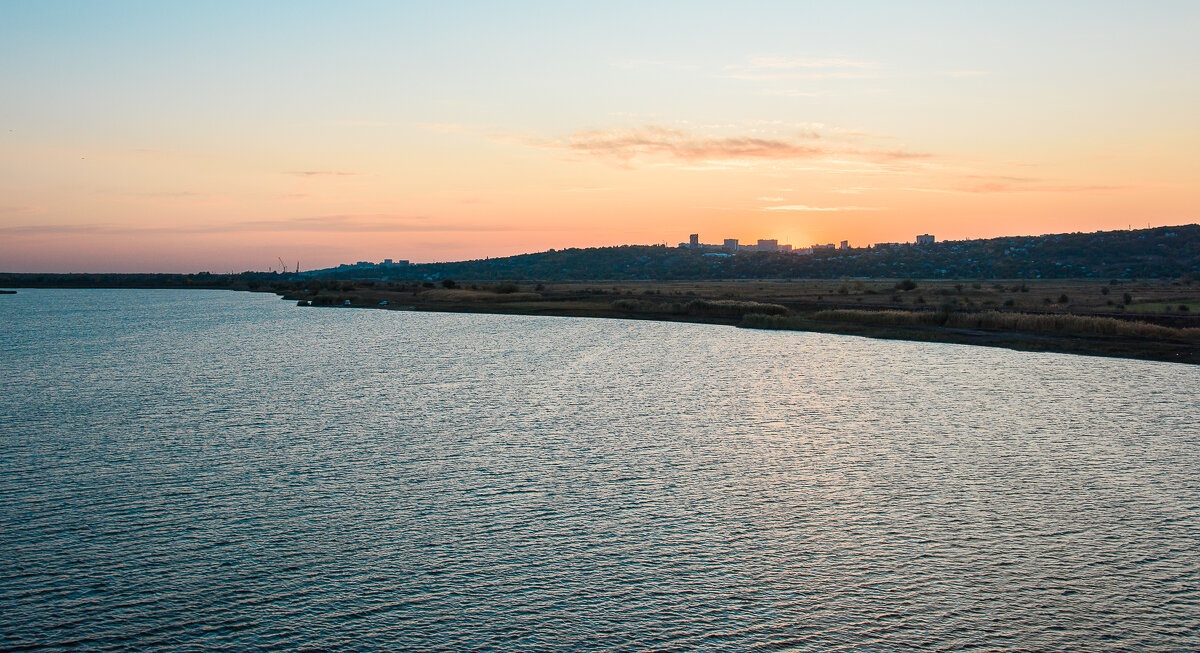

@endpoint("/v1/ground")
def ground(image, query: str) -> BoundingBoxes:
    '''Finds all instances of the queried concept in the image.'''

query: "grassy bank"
[743,309,1200,342]
[276,278,1200,365]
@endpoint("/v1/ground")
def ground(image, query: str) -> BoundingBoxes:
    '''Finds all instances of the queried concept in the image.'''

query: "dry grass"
[686,299,789,316]
[945,310,1200,341]
[612,298,789,317]
[810,309,944,326]
[418,288,541,302]
[747,308,1200,342]
[545,278,1200,315]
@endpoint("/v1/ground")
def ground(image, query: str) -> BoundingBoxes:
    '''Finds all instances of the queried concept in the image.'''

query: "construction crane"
[277,257,289,274]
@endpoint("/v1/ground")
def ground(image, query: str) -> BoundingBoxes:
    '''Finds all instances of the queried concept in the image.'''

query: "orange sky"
[2,2,1198,272]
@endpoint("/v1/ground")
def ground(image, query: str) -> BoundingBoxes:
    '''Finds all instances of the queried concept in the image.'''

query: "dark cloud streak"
[0,214,543,237]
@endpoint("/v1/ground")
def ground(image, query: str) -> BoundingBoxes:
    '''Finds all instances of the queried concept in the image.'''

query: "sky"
[2,1,1198,272]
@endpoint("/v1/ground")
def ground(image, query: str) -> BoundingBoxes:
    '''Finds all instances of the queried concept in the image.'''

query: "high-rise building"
[689,233,699,247]
[916,234,935,245]
[723,238,739,250]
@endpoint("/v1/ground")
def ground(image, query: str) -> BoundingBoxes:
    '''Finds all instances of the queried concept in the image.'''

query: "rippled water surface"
[2,289,1198,651]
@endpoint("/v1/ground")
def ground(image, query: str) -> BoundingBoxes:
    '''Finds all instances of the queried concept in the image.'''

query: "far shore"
[4,279,1195,363]
[275,278,1200,365]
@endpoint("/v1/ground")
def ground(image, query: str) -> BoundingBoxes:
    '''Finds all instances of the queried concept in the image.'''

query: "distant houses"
[680,234,801,253]
[306,224,1195,281]
[681,233,935,255]
[337,259,410,270]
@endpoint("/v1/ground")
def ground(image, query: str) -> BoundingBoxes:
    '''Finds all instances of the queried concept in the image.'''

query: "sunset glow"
[3,1,1198,272]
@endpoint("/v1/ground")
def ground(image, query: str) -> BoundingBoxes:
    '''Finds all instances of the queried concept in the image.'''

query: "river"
[1,289,1197,650]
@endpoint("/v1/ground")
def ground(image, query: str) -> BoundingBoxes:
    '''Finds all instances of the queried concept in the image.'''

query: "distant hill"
[312,224,1200,281]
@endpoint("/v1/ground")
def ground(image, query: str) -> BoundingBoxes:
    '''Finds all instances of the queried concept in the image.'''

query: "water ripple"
[1,289,1198,651]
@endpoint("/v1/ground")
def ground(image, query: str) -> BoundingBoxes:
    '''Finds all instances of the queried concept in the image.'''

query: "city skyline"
[2,1,1198,272]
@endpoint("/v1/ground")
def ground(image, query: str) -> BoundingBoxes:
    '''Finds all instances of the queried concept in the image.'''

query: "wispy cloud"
[727,71,878,81]
[287,171,357,177]
[724,55,881,81]
[333,120,388,127]
[937,70,990,78]
[899,175,1136,195]
[235,214,512,233]
[958,175,1130,194]
[970,182,1126,194]
[509,123,927,168]
[740,56,879,70]
[761,89,825,98]
[832,187,878,194]
[613,59,701,71]
[0,205,47,216]
[558,125,825,161]
[136,191,207,198]
[0,223,112,235]
[417,122,470,134]
[763,205,886,211]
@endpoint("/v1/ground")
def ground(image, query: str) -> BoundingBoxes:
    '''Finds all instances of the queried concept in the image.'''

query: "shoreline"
[5,282,1195,364]
[280,292,1200,366]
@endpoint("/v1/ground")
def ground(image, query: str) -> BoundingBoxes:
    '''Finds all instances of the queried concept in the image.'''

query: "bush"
[611,299,661,312]
[442,279,457,289]
[895,279,917,291]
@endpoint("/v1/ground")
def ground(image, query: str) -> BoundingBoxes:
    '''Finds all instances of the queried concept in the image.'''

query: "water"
[1,289,1197,651]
